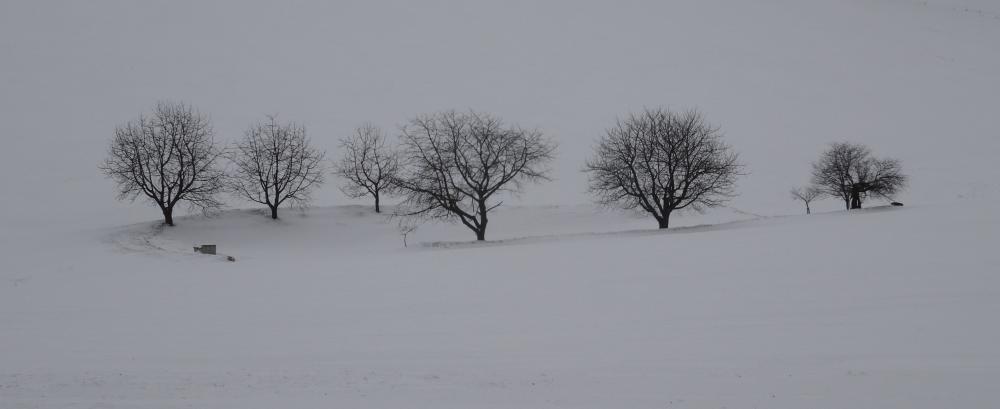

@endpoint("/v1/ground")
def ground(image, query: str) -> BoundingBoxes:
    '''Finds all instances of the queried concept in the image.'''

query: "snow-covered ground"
[2,0,1000,407]
[2,201,998,408]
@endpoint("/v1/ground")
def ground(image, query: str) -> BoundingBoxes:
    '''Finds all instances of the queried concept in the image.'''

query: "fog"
[2,0,998,226]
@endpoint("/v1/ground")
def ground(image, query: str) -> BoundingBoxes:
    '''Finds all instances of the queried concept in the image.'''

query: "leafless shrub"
[397,219,420,248]
[790,186,824,214]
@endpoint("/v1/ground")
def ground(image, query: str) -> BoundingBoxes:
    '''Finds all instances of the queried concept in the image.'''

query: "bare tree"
[811,142,907,210]
[393,110,555,241]
[100,102,224,226]
[335,124,399,213]
[790,186,823,214]
[227,116,326,219]
[397,219,420,248]
[584,108,743,229]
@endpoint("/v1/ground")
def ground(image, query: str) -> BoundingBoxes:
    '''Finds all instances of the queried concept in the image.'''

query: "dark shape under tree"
[584,108,743,229]
[811,142,907,210]
[227,116,326,219]
[335,123,400,213]
[393,110,555,241]
[100,102,224,226]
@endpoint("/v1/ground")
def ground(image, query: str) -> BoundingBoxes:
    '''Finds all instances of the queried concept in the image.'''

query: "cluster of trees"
[791,142,907,214]
[103,102,907,242]
[101,103,555,241]
[101,103,326,225]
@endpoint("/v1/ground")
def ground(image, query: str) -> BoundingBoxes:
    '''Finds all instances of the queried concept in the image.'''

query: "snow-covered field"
[2,201,998,408]
[3,0,1000,407]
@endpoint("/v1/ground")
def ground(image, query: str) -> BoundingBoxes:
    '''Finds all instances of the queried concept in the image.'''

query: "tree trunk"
[270,205,279,219]
[476,198,488,241]
[806,203,811,215]
[374,193,381,213]
[850,191,862,209]
[162,206,175,226]
[657,212,670,229]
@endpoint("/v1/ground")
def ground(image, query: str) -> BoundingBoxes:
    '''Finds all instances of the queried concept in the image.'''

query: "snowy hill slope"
[2,202,998,408]
[126,205,756,258]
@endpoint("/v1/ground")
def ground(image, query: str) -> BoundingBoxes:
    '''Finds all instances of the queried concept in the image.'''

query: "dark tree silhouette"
[100,102,224,226]
[335,124,399,213]
[790,186,823,214]
[393,110,555,241]
[227,116,325,219]
[584,108,742,229]
[811,142,907,209]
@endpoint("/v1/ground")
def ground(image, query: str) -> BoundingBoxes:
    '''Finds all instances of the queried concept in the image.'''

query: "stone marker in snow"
[193,245,216,255]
